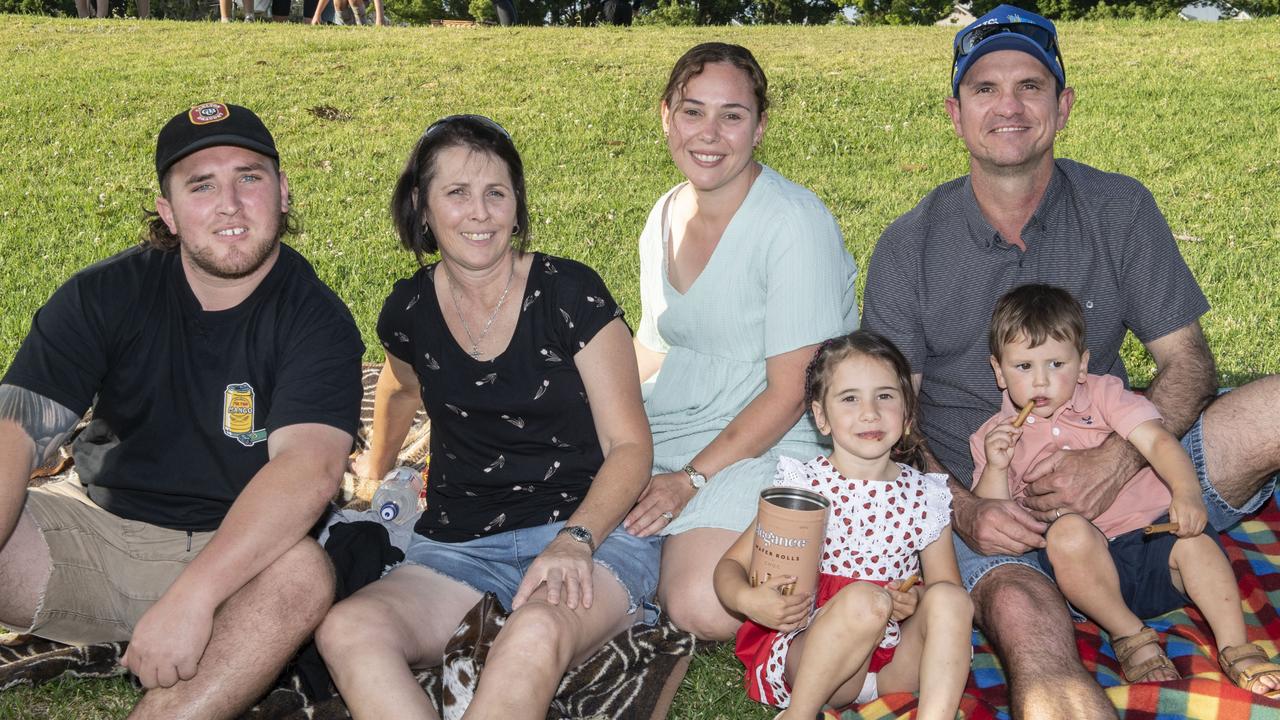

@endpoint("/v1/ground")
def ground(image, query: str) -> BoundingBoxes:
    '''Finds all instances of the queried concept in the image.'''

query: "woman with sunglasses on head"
[622,43,858,641]
[315,115,659,719]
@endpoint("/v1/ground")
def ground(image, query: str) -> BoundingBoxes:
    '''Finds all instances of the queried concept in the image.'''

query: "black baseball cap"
[155,103,279,183]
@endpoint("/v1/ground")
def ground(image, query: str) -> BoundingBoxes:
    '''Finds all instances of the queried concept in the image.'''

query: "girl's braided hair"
[803,330,927,470]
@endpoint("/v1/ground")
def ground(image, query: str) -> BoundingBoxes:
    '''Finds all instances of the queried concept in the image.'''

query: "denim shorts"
[956,399,1278,593]
[400,522,662,625]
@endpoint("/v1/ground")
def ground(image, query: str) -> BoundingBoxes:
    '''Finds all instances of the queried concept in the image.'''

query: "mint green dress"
[636,165,859,535]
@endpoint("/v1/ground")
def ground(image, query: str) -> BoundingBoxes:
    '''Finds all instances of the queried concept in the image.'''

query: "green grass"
[0,14,1277,719]
[0,676,139,719]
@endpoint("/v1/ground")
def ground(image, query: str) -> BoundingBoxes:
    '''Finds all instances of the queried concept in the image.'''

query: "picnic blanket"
[824,501,1280,720]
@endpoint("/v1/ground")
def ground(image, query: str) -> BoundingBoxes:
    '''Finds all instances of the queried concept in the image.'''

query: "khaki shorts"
[5,477,214,645]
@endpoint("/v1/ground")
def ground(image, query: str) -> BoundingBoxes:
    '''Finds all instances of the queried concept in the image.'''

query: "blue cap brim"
[952,34,1065,96]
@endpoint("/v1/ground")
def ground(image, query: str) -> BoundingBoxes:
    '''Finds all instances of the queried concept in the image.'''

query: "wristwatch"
[557,525,596,553]
[683,463,707,490]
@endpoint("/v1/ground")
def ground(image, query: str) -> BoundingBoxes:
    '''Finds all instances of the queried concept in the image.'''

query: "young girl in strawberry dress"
[714,331,974,720]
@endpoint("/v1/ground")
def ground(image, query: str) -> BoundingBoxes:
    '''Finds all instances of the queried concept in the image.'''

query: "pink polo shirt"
[970,373,1171,538]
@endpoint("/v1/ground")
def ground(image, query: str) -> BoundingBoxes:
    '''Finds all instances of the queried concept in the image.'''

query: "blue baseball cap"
[951,4,1066,97]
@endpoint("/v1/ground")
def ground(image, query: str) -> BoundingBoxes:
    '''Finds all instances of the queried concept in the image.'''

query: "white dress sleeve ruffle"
[772,454,817,490]
[912,467,954,551]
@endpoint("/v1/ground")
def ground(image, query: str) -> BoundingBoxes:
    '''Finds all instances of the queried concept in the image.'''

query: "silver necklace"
[444,253,516,358]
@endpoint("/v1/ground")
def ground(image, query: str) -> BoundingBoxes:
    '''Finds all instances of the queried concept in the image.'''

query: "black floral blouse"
[377,253,626,542]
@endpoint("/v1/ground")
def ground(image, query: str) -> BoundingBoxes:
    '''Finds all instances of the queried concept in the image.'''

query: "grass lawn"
[0,14,1278,719]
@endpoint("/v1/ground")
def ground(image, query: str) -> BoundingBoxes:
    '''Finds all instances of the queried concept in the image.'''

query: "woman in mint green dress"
[622,43,859,640]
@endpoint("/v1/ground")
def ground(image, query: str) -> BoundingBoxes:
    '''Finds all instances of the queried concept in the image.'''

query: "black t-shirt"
[2,244,364,531]
[377,253,624,542]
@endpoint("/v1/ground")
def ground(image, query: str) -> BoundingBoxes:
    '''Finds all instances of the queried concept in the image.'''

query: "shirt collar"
[965,162,1067,250]
[962,178,1001,250]
[1029,163,1066,234]
[999,379,1092,422]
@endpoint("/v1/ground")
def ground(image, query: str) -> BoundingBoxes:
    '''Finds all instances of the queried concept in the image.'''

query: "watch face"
[691,473,706,488]
[562,525,593,547]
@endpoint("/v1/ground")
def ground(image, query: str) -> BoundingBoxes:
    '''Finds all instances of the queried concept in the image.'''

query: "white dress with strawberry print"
[741,455,952,707]
[776,455,952,584]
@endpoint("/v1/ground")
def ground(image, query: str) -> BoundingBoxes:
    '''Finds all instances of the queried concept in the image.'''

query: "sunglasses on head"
[422,114,512,142]
[951,22,1065,85]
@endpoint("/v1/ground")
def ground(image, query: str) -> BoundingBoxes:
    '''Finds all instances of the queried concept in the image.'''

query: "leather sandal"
[1219,643,1280,698]
[1113,627,1179,683]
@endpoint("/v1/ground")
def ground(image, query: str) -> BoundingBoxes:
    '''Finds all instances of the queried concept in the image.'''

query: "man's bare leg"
[973,564,1117,720]
[129,539,334,720]
[0,510,52,629]
[1200,376,1280,511]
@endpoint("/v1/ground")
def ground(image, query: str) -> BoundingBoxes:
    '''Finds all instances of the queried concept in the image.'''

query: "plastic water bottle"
[372,466,424,526]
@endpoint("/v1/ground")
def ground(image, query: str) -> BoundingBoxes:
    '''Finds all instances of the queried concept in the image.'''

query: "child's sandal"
[1219,643,1280,698]
[1113,627,1179,683]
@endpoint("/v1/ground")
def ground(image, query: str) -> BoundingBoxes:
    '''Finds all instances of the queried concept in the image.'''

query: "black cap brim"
[158,135,280,181]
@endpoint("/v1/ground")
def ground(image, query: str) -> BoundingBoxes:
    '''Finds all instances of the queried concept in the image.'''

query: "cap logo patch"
[189,103,231,126]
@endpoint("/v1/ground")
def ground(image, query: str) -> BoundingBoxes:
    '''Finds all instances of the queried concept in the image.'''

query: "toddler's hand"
[1168,492,1208,538]
[739,575,812,633]
[984,421,1022,471]
[886,578,919,622]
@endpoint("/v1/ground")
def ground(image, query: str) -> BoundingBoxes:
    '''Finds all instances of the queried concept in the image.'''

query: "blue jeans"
[956,403,1278,592]
[400,521,662,624]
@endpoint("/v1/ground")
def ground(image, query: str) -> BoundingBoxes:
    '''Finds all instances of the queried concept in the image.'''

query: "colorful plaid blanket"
[825,501,1280,719]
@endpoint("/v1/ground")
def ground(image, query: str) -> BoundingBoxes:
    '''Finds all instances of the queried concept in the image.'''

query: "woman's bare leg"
[465,564,634,719]
[658,528,741,641]
[316,565,482,720]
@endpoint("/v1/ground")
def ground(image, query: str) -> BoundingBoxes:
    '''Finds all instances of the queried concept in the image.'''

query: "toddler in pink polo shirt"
[970,284,1280,695]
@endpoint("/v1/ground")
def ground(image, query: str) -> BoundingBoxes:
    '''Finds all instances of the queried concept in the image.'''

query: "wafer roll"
[1012,401,1036,428]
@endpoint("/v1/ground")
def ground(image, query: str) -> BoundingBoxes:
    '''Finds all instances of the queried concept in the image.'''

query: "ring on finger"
[660,511,675,521]
[1054,508,1063,519]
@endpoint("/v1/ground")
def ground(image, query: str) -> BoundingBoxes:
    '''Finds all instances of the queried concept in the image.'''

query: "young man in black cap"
[863,5,1280,718]
[0,102,364,718]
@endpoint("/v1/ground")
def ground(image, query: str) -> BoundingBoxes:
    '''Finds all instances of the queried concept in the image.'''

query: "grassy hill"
[0,14,1278,719]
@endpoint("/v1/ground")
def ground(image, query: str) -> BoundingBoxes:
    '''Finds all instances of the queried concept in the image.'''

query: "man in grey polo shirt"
[863,5,1280,718]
